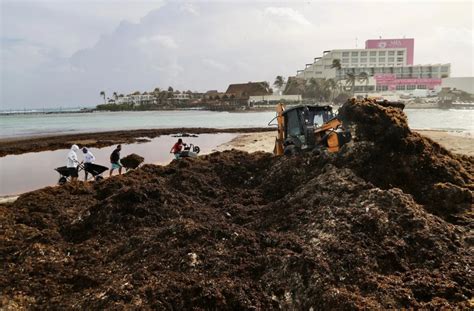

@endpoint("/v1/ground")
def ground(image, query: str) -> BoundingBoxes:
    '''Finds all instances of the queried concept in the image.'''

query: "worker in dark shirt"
[170,138,184,159]
[109,145,122,176]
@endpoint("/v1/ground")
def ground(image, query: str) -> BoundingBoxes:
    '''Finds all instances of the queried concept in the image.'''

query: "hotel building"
[295,38,450,94]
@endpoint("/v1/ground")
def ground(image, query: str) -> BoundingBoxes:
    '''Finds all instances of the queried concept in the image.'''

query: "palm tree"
[99,91,106,104]
[325,78,338,102]
[112,92,118,101]
[305,78,322,99]
[274,76,285,89]
[345,72,356,94]
[358,72,369,94]
[331,59,342,70]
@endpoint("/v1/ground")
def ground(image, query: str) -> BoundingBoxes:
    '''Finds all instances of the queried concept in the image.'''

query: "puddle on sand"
[0,133,237,196]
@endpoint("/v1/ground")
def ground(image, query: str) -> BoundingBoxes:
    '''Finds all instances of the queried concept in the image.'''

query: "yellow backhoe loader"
[271,103,352,156]
[271,99,405,155]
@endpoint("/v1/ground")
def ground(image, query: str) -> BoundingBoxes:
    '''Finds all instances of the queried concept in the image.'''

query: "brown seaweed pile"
[121,153,145,169]
[1,100,472,309]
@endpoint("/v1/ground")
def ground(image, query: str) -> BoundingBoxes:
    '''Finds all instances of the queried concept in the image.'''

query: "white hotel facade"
[295,38,451,94]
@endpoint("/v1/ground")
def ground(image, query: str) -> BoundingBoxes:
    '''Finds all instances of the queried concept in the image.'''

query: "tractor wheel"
[58,177,67,185]
[95,176,104,182]
[193,146,201,154]
[284,145,300,156]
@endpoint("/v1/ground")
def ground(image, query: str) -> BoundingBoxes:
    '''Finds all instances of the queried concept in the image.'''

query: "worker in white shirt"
[67,144,80,182]
[82,147,96,181]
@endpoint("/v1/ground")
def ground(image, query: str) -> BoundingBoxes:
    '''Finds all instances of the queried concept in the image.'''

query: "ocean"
[0,109,473,139]
[0,108,473,196]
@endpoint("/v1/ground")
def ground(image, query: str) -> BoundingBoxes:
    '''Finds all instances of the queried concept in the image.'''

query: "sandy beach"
[2,101,472,309]
[216,129,474,156]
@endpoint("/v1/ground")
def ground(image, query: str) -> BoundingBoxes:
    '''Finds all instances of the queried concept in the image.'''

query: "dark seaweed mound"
[1,101,472,309]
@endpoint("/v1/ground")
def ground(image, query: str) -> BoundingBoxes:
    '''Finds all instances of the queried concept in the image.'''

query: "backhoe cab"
[272,104,352,156]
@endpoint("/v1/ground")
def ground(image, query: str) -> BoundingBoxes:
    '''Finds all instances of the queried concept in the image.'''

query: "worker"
[109,145,122,176]
[82,147,96,181]
[170,138,184,159]
[66,144,80,182]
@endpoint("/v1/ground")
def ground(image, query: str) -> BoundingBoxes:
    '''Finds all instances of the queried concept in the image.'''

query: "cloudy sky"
[1,0,473,109]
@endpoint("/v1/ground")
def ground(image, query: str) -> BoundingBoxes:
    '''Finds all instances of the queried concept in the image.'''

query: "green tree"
[99,91,106,104]
[344,71,356,94]
[331,59,342,70]
[273,76,285,89]
[325,78,338,102]
[112,92,118,101]
[304,78,321,99]
[358,72,369,94]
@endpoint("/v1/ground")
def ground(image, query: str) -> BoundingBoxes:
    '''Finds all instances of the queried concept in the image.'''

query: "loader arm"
[273,103,285,155]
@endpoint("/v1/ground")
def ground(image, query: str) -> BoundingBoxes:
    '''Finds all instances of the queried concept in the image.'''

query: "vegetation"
[273,76,285,89]
[99,91,106,104]
[331,59,341,71]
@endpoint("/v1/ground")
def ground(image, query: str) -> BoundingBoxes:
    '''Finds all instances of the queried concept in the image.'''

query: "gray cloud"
[1,0,473,109]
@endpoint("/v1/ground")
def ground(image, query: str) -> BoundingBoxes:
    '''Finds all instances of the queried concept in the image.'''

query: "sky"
[1,0,473,109]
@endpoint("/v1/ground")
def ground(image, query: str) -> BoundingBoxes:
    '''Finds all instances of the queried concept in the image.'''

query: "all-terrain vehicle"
[179,143,201,158]
[270,103,352,155]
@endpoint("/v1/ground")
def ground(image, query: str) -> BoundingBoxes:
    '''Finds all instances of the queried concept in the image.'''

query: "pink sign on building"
[374,74,441,91]
[365,38,414,65]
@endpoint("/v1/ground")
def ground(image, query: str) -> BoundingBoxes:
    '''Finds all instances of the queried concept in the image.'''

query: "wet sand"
[216,130,474,156]
[0,127,274,157]
[0,133,237,197]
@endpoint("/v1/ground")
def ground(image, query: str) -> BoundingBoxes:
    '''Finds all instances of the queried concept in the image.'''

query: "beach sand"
[216,130,474,156]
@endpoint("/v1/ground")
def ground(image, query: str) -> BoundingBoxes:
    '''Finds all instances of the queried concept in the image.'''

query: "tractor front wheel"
[284,145,300,156]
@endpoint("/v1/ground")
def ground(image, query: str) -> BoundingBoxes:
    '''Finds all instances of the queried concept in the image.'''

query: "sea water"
[0,133,236,196]
[1,109,473,139]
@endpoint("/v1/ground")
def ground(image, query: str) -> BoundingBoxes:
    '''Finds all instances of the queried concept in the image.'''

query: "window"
[388,51,395,56]
[441,66,449,73]
[388,57,395,62]
[394,67,402,73]
[379,57,386,62]
[342,58,349,63]
[406,85,416,90]
[360,58,367,63]
[342,52,349,57]
[397,51,404,55]
[370,51,377,56]
[370,57,376,63]
[360,51,367,56]
[396,85,406,90]
[397,57,404,62]
[376,85,388,91]
[417,85,427,89]
[351,51,358,56]
[379,51,386,56]
[286,110,302,137]
[354,86,364,92]
[351,58,358,63]
[366,86,375,91]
